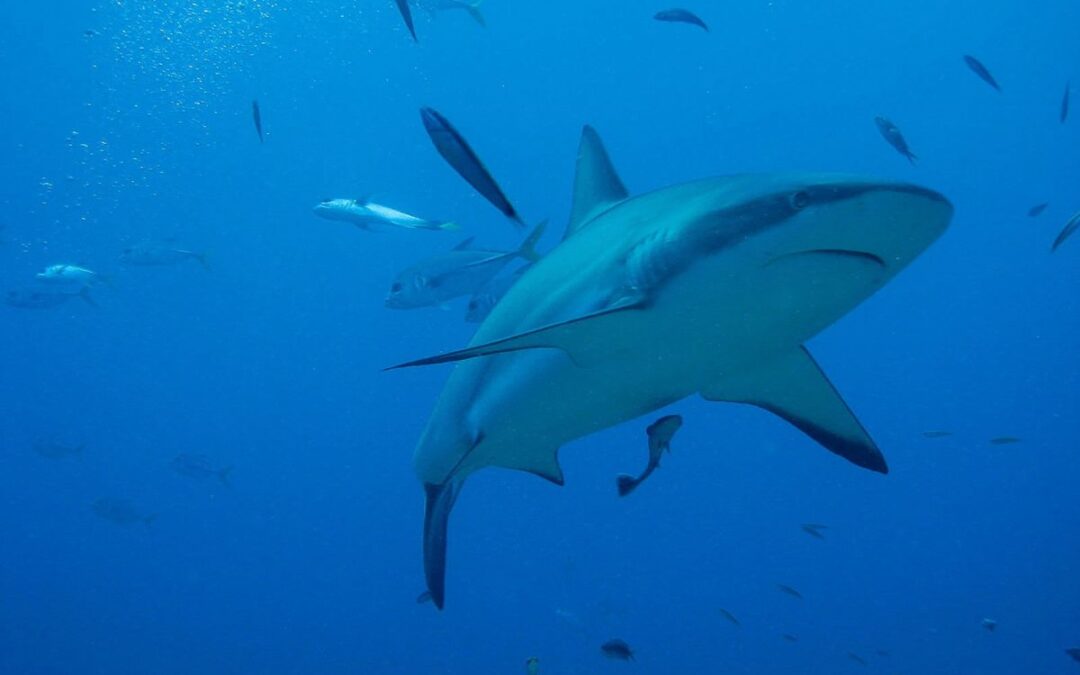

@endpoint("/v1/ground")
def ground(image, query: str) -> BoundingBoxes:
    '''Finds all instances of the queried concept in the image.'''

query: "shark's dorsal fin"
[564,126,629,240]
[702,347,888,474]
[387,296,646,370]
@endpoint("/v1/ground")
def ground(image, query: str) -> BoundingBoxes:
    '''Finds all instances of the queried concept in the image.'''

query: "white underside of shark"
[392,126,954,608]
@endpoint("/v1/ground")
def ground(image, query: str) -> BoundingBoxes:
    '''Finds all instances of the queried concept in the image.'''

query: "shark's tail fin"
[465,0,486,27]
[615,473,639,497]
[516,220,547,263]
[423,478,464,610]
[218,466,234,487]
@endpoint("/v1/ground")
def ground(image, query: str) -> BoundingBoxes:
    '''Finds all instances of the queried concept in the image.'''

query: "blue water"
[2,1,1078,673]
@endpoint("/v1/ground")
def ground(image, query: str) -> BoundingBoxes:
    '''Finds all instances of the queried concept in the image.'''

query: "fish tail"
[465,0,486,27]
[517,220,547,262]
[218,466,234,487]
[615,474,639,497]
[79,287,99,308]
[905,150,918,165]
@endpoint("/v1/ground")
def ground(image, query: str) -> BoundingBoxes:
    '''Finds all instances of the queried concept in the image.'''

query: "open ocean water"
[1,1,1078,673]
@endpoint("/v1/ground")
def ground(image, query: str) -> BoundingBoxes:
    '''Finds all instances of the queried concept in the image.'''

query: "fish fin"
[79,287,98,308]
[439,221,461,231]
[701,346,888,473]
[517,450,565,485]
[218,466,234,487]
[453,236,476,251]
[516,220,546,262]
[395,0,418,40]
[615,474,639,497]
[386,296,647,370]
[423,478,464,610]
[465,0,486,26]
[565,126,629,240]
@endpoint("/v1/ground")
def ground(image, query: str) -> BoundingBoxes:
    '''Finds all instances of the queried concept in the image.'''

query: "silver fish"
[313,198,458,233]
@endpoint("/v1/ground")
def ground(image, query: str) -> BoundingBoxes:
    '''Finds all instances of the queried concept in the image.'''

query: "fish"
[1051,210,1080,252]
[847,652,868,666]
[989,436,1020,445]
[801,523,827,539]
[1066,648,1080,663]
[415,0,486,27]
[654,8,708,31]
[1062,82,1070,123]
[982,618,997,632]
[777,584,803,599]
[5,287,96,309]
[252,99,263,143]
[1028,203,1048,217]
[393,125,953,608]
[874,117,917,164]
[171,453,233,486]
[718,608,740,627]
[386,223,544,310]
[395,0,418,41]
[963,55,1001,92]
[600,639,634,661]
[465,265,529,323]
[416,590,434,604]
[781,634,799,643]
[420,106,524,226]
[525,656,539,674]
[92,498,156,527]
[120,241,208,269]
[36,264,106,287]
[313,198,458,233]
[616,414,683,496]
[33,441,84,460]
[921,430,952,438]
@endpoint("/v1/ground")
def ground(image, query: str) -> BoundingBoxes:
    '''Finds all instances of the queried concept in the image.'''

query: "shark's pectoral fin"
[387,297,647,370]
[702,347,887,473]
[422,478,464,610]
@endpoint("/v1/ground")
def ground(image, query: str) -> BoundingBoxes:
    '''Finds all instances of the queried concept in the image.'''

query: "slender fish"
[963,55,1001,92]
[1027,203,1048,218]
[395,0,418,40]
[653,8,708,31]
[420,106,524,226]
[252,100,264,143]
[1051,210,1080,252]
[874,117,917,164]
[1062,82,1070,123]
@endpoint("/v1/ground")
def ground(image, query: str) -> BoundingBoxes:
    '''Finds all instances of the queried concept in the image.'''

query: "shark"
[390,126,953,609]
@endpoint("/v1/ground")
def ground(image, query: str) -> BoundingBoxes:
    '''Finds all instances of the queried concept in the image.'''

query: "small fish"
[616,414,683,496]
[874,117,917,164]
[1066,647,1080,663]
[420,106,523,226]
[921,430,953,438]
[92,498,156,527]
[313,198,458,232]
[36,264,106,287]
[847,652,868,666]
[653,8,708,31]
[963,55,1001,92]
[1027,203,1048,217]
[1051,210,1080,252]
[416,590,434,604]
[525,656,540,675]
[600,639,634,661]
[415,0,486,27]
[386,223,544,310]
[801,523,828,540]
[33,441,84,460]
[781,634,799,643]
[395,0,418,41]
[5,287,95,309]
[777,584,803,599]
[1062,82,1070,124]
[718,608,741,627]
[464,264,531,323]
[982,618,997,632]
[171,453,233,486]
[120,241,208,269]
[252,100,264,143]
[989,436,1021,445]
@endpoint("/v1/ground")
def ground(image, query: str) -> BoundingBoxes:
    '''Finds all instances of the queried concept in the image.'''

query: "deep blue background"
[1,1,1078,673]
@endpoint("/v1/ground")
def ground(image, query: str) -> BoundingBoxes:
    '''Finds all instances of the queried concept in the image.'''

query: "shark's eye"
[390,282,402,293]
[790,191,811,210]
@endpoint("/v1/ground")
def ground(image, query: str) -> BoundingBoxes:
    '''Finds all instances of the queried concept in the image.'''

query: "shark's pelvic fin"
[387,296,646,370]
[565,126,629,240]
[702,347,888,473]
[519,450,566,485]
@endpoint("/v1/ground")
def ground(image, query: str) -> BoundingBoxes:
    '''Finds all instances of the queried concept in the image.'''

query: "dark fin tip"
[615,474,638,497]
